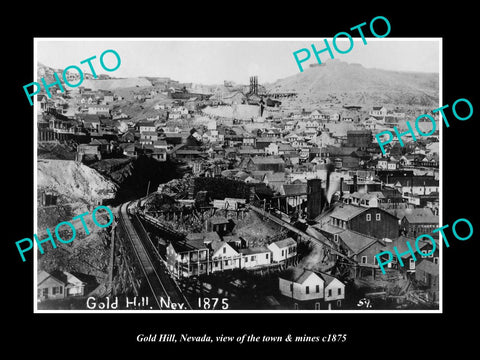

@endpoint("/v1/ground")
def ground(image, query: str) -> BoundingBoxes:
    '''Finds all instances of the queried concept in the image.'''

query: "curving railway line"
[118,202,191,310]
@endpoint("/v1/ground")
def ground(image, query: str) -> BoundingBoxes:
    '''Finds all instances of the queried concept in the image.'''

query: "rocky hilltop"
[267,59,439,107]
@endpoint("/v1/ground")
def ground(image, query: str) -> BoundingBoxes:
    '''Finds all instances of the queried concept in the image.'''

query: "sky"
[36,38,441,85]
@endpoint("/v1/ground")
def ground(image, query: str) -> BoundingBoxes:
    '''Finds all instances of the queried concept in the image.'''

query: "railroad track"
[118,202,191,310]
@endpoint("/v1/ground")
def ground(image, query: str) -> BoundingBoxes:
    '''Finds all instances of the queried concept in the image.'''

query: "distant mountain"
[266,59,439,107]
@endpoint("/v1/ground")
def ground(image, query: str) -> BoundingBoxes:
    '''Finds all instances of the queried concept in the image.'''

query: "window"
[315,302,321,310]
[225,260,229,266]
[333,234,339,243]
[409,258,415,269]
[376,213,381,221]
[361,256,367,264]
[214,261,218,267]
[281,250,285,256]
[338,288,342,295]
[306,286,310,294]
[290,283,293,292]
[316,285,320,293]
[223,247,226,254]
[328,289,332,297]
[366,214,371,221]
[251,256,256,261]
[245,257,248,263]
[266,253,269,259]
[42,288,48,296]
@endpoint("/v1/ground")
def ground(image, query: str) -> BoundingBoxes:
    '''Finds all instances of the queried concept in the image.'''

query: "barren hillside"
[267,59,439,107]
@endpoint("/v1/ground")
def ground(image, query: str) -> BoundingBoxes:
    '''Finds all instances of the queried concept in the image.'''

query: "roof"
[90,138,109,145]
[239,246,270,255]
[403,209,438,224]
[337,229,378,254]
[209,216,230,225]
[278,144,295,151]
[204,232,222,243]
[141,131,158,136]
[325,145,359,157]
[315,223,345,235]
[37,270,66,286]
[223,235,242,243]
[271,237,296,248]
[393,176,439,187]
[81,115,101,123]
[65,271,95,285]
[279,267,319,284]
[351,191,385,201]
[319,272,342,287]
[329,204,368,221]
[282,183,308,196]
[238,148,264,155]
[137,120,156,126]
[210,239,227,253]
[38,270,93,287]
[251,157,285,165]
[250,170,274,180]
[265,172,286,182]
[347,130,372,135]
[256,137,279,143]
[416,259,439,276]
[385,235,434,258]
[173,233,210,252]
[175,149,204,155]
[233,171,250,180]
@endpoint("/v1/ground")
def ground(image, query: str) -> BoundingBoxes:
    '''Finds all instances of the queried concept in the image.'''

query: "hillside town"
[36,60,440,311]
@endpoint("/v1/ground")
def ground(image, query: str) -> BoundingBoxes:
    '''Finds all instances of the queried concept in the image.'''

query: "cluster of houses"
[36,74,440,309]
[165,214,298,278]
[311,196,439,302]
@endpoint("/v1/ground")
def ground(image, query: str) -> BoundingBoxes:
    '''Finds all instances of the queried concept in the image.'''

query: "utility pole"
[146,180,151,198]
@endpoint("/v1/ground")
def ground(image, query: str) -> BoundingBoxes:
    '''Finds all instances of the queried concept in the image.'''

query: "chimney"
[307,179,322,220]
[340,177,344,198]
[351,175,358,194]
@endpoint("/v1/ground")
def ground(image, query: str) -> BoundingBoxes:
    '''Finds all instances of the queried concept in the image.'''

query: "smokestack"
[340,177,344,199]
[307,179,322,221]
[350,175,358,194]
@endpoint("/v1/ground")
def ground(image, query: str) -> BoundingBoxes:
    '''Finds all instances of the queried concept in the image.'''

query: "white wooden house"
[239,247,271,269]
[322,273,345,308]
[370,106,388,117]
[37,270,89,302]
[210,241,241,272]
[279,268,325,302]
[267,238,297,263]
[278,267,346,310]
